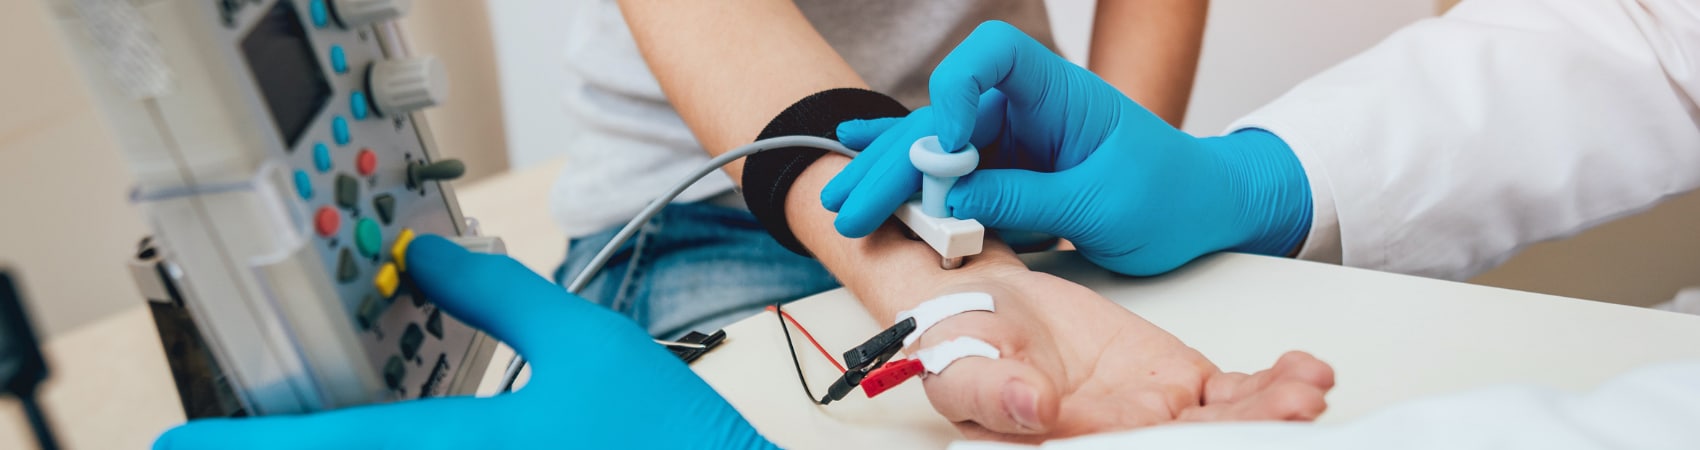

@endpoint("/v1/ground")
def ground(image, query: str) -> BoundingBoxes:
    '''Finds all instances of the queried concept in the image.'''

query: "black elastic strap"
[741,88,910,257]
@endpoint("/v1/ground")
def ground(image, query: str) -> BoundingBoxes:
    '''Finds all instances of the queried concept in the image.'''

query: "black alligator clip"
[819,317,916,405]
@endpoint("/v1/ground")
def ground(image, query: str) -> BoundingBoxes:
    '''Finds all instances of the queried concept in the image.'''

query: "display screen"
[241,1,332,149]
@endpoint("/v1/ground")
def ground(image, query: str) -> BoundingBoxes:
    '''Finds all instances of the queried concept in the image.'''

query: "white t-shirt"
[551,0,1057,237]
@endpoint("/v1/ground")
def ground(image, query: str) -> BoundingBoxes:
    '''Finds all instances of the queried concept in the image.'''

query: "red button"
[315,206,340,237]
[356,149,377,176]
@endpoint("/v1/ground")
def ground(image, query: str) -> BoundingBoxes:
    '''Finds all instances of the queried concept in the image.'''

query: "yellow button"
[375,263,399,298]
[392,228,416,271]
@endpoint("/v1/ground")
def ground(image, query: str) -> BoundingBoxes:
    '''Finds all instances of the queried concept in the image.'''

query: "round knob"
[332,0,412,27]
[909,135,979,218]
[368,56,448,116]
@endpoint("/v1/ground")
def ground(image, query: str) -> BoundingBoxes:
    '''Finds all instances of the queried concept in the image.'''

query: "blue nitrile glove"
[152,235,776,450]
[823,21,1313,276]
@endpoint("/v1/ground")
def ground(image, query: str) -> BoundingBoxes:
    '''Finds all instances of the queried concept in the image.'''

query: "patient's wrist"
[784,154,1029,320]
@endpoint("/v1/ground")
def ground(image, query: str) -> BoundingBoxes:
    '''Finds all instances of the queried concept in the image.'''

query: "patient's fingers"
[1203,351,1335,405]
[921,355,1060,435]
[1183,352,1334,422]
[1179,380,1329,422]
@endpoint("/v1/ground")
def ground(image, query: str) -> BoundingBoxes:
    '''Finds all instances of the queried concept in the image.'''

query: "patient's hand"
[912,262,1335,442]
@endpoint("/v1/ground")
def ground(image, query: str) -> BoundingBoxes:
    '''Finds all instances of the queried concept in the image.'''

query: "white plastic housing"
[894,200,985,259]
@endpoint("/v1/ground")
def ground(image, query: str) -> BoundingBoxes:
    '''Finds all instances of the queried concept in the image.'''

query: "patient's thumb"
[921,355,1059,435]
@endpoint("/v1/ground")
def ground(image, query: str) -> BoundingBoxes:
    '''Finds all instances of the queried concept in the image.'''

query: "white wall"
[1043,0,1435,134]
[486,0,579,169]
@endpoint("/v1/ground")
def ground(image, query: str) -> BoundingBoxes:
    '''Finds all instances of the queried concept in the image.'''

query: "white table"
[694,252,1700,449]
[7,159,1700,449]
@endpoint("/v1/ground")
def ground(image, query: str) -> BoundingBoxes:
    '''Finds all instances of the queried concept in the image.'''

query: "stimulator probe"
[51,0,497,416]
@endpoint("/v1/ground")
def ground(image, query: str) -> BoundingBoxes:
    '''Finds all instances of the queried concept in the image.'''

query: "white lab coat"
[961,0,1700,447]
[1233,0,1700,281]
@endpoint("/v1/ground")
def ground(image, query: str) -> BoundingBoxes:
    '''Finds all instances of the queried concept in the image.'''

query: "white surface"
[957,362,1700,450]
[694,252,1700,450]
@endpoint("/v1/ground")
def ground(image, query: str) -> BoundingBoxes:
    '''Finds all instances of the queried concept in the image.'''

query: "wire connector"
[820,317,916,405]
[859,358,924,398]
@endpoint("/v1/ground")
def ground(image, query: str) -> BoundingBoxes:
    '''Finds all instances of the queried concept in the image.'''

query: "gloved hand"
[824,21,1314,276]
[152,235,775,450]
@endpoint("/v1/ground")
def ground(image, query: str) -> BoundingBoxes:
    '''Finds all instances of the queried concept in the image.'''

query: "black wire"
[20,390,59,450]
[775,302,822,404]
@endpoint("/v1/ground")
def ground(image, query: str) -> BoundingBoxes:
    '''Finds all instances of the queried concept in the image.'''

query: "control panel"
[50,0,496,415]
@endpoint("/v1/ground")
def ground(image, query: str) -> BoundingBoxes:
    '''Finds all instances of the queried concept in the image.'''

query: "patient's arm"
[618,1,1335,440]
[790,156,1337,440]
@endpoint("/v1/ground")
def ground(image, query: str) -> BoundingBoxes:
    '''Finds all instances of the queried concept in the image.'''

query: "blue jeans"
[554,201,840,339]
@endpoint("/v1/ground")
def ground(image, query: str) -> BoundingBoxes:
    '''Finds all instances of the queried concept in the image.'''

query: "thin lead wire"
[496,135,858,393]
[776,302,822,404]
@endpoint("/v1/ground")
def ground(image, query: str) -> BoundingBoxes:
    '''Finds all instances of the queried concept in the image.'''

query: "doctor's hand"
[825,21,1314,276]
[907,255,1336,441]
[152,236,774,450]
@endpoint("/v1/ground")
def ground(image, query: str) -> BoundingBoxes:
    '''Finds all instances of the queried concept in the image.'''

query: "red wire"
[766,305,846,373]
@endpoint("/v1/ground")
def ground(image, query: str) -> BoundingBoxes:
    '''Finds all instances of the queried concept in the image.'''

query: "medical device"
[49,0,497,416]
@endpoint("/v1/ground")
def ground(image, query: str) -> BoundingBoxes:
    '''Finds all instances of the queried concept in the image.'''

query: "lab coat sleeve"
[1228,0,1700,280]
[947,361,1700,450]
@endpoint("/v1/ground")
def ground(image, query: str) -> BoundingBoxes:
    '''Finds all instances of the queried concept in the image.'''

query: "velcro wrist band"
[742,88,910,257]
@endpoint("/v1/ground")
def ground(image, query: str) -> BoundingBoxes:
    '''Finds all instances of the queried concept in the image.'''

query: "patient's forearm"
[618,0,868,181]
[786,155,1028,321]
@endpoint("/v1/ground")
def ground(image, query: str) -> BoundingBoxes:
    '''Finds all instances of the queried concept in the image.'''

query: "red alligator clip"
[859,358,925,398]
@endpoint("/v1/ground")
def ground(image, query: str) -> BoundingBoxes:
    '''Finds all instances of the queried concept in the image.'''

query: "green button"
[355,218,382,257]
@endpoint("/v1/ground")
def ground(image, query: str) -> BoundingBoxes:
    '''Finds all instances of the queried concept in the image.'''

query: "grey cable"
[496,135,858,392]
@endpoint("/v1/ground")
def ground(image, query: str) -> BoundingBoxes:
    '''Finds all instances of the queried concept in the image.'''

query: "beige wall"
[1473,192,1700,306]
[0,0,150,337]
[0,0,508,336]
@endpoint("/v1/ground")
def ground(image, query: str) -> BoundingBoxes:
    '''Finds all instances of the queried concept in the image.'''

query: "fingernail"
[1003,380,1041,431]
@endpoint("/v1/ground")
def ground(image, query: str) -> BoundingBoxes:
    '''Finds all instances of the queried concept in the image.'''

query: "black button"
[400,323,424,360]
[335,174,360,210]
[336,248,358,283]
[355,294,385,330]
[372,194,396,224]
[425,309,443,339]
[383,355,406,390]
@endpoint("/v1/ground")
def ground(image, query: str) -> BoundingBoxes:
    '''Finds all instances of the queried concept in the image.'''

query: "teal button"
[350,91,369,120]
[313,143,332,172]
[330,46,347,74]
[333,116,350,145]
[355,218,382,257]
[310,0,329,28]
[293,169,313,200]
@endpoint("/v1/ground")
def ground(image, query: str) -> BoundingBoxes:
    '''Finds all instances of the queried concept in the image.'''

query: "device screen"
[241,0,332,149]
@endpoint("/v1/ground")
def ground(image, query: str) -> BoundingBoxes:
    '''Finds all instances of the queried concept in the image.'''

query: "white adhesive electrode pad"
[895,292,995,347]
[915,337,1001,374]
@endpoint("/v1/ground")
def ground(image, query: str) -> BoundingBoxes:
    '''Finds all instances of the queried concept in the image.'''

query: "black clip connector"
[819,317,916,405]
